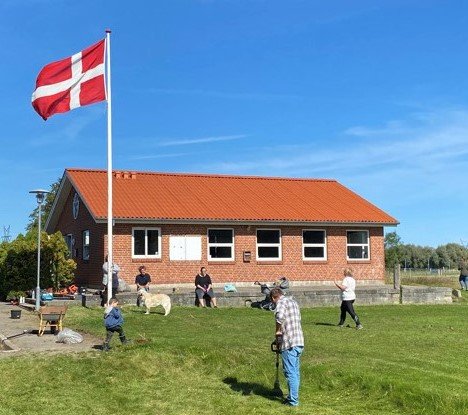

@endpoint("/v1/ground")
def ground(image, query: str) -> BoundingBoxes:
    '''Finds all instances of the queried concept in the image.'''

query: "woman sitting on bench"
[195,267,218,308]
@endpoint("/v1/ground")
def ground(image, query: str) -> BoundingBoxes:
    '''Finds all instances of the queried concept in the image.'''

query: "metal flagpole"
[106,29,113,305]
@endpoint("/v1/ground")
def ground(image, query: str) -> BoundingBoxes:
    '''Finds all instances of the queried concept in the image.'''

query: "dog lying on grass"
[137,289,171,316]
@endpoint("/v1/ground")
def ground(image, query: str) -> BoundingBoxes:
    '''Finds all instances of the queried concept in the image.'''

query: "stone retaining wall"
[61,285,453,308]
[400,285,453,304]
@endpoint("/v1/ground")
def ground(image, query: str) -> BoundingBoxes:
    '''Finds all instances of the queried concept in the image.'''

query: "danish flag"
[32,39,106,120]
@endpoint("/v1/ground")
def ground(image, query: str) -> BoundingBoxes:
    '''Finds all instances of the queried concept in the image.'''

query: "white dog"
[137,289,171,316]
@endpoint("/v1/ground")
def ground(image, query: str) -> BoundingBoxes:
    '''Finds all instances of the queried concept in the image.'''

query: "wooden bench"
[38,305,67,336]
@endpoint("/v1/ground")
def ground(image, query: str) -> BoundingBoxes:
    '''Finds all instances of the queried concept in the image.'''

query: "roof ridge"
[66,168,336,182]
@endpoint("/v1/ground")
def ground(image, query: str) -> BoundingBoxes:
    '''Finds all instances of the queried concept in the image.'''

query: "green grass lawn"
[1,300,468,415]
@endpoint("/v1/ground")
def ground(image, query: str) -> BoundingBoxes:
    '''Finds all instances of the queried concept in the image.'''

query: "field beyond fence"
[385,268,461,288]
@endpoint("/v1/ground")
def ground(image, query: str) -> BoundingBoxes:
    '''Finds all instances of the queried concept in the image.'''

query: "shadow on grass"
[127,309,166,315]
[223,377,283,402]
[314,322,337,327]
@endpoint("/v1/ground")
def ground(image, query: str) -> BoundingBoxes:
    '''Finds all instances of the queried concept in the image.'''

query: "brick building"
[45,168,398,288]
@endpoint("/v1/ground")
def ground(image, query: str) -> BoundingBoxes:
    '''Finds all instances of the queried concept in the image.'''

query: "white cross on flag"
[32,39,106,120]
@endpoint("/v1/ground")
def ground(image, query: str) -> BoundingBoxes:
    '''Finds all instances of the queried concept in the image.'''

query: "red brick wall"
[106,224,384,285]
[54,188,385,286]
[53,188,105,287]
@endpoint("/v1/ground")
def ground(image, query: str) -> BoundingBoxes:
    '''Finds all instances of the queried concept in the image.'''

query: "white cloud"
[157,134,247,147]
[27,106,105,147]
[212,107,468,176]
[206,107,468,211]
[128,152,193,161]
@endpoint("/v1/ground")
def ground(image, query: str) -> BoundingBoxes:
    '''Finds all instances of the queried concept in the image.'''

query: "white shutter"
[185,236,201,260]
[169,236,185,260]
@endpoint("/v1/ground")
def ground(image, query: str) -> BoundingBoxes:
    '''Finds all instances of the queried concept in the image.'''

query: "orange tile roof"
[65,168,398,225]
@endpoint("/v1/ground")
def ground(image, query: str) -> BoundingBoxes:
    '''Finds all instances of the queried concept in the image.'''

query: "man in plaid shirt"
[271,287,304,407]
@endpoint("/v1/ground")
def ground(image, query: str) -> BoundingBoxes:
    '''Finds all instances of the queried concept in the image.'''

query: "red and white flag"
[32,39,106,120]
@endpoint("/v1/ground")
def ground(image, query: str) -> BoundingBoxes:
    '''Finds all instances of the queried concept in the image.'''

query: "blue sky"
[1,0,467,247]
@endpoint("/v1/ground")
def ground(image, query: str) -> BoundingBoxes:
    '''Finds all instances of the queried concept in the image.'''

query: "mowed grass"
[1,300,468,415]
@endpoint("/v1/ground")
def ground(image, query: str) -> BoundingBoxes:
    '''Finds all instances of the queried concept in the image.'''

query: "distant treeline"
[385,232,468,270]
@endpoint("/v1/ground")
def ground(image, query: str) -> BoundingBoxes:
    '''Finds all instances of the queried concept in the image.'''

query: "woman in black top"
[195,267,218,308]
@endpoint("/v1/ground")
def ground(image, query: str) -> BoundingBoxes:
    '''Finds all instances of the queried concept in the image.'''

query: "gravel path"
[0,302,102,358]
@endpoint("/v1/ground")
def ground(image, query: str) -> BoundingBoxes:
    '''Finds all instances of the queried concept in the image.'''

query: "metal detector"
[270,335,283,397]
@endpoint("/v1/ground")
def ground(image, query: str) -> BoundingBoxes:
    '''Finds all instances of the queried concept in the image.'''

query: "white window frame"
[256,228,282,261]
[207,228,234,261]
[302,229,327,261]
[132,227,162,259]
[82,230,90,261]
[346,230,370,260]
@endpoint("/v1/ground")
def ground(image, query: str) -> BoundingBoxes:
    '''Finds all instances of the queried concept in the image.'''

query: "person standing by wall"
[135,265,152,306]
[458,259,468,291]
[101,255,120,307]
[334,268,363,329]
[270,287,304,407]
[195,267,218,308]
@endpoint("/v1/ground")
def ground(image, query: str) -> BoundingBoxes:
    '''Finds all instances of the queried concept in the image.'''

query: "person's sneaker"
[356,324,363,330]
[101,344,111,351]
[338,324,344,328]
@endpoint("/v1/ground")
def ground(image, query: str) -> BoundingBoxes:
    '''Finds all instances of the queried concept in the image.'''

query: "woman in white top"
[334,268,363,330]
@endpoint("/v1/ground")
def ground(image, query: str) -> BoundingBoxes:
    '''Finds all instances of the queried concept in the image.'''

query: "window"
[64,234,74,258]
[347,230,370,260]
[303,229,327,260]
[82,230,90,260]
[256,229,281,261]
[208,229,234,261]
[132,227,161,258]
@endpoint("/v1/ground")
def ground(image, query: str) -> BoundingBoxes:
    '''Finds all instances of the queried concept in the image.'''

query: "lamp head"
[29,189,49,204]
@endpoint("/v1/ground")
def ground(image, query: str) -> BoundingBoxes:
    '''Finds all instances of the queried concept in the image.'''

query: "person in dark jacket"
[195,267,218,308]
[135,265,152,307]
[102,297,129,351]
[458,259,468,291]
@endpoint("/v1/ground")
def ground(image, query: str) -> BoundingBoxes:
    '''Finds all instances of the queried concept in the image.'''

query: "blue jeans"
[281,346,304,406]
[460,276,468,290]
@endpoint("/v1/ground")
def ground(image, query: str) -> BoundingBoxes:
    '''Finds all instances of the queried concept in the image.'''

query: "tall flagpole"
[106,29,113,305]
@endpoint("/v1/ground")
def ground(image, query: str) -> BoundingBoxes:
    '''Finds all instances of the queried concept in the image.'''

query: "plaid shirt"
[275,296,304,350]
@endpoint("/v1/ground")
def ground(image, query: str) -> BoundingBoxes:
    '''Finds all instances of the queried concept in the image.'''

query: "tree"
[384,232,402,268]
[445,243,468,268]
[384,231,402,249]
[436,245,450,269]
[26,178,61,232]
[384,236,468,271]
[0,230,76,300]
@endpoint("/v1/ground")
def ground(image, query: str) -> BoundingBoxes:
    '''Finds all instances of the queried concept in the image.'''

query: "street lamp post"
[29,189,49,311]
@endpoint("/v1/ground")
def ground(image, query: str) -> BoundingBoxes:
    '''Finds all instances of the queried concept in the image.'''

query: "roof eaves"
[45,171,69,233]
[97,217,399,227]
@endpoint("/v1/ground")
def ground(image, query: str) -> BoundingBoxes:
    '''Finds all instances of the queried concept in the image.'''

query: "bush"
[0,231,76,300]
[5,290,26,301]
